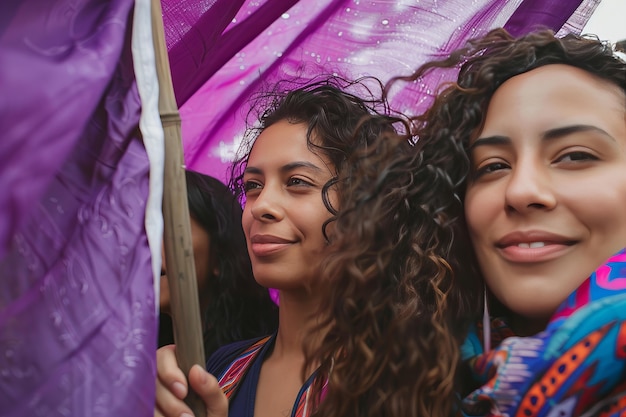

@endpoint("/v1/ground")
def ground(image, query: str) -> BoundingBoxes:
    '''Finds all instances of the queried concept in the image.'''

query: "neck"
[271,289,324,360]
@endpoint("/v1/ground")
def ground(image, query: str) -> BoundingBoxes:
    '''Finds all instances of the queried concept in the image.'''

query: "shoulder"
[206,335,271,376]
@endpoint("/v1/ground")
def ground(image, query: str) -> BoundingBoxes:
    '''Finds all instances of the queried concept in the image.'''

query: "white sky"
[582,0,626,43]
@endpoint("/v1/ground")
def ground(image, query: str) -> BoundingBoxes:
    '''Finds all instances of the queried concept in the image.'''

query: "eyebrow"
[541,124,615,142]
[468,124,616,152]
[467,135,509,152]
[244,161,325,175]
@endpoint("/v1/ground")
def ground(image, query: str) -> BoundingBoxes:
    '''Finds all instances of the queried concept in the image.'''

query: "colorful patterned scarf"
[462,249,626,417]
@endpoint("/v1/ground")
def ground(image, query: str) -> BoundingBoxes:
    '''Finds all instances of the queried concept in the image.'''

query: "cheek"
[310,205,335,241]
[241,210,253,241]
[571,181,626,251]
[241,204,252,226]
[464,188,493,241]
[615,179,626,240]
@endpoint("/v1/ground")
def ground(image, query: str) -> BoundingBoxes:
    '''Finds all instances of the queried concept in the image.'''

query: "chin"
[509,301,555,323]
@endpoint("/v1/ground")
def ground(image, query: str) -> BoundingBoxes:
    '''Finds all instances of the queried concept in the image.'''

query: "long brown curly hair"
[371,28,624,401]
[304,73,481,417]
[397,28,625,321]
[308,128,479,417]
[227,74,477,416]
[306,28,626,416]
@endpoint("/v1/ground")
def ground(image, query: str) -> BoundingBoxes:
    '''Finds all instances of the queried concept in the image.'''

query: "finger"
[188,365,228,417]
[157,345,188,399]
[155,345,194,417]
[156,375,193,417]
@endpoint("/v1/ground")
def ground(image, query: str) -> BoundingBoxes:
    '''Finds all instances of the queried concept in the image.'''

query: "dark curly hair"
[228,76,480,415]
[302,28,626,417]
[310,125,480,417]
[390,28,625,322]
[395,27,625,186]
[185,170,278,358]
[298,78,482,414]
[229,76,396,219]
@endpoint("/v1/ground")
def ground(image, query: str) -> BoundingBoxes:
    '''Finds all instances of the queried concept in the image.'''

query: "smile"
[250,242,293,257]
[249,234,296,257]
[497,241,576,263]
[517,242,546,248]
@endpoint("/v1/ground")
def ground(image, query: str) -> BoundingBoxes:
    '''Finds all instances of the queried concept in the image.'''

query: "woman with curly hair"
[154,76,474,417]
[303,86,480,417]
[158,170,279,359]
[380,28,626,415]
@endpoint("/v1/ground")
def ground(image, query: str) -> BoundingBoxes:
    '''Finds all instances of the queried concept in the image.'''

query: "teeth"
[518,242,546,248]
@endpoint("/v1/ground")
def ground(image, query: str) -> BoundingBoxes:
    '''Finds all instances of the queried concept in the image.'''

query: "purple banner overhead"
[505,0,585,36]
[162,0,600,182]
[0,0,156,416]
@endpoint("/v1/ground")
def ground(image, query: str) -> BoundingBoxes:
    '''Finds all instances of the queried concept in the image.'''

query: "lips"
[250,234,294,244]
[249,234,296,257]
[495,231,577,263]
[496,230,576,248]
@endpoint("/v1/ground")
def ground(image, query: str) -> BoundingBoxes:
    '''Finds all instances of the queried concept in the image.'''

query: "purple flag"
[161,0,599,182]
[0,0,602,416]
[0,0,156,415]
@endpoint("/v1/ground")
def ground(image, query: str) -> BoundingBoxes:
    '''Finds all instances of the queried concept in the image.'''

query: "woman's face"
[159,217,213,313]
[241,120,335,293]
[465,64,626,326]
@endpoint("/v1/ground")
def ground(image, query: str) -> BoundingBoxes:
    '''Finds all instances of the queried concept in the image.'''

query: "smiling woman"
[155,75,475,417]
[465,64,626,334]
[389,28,626,415]
[158,170,278,359]
[240,120,336,292]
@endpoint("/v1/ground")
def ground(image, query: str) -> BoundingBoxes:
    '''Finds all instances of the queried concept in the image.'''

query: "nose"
[249,185,284,222]
[504,159,556,214]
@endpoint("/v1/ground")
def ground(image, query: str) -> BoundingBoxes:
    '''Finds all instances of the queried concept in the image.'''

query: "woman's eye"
[243,180,262,194]
[556,151,598,163]
[287,177,312,187]
[472,161,509,179]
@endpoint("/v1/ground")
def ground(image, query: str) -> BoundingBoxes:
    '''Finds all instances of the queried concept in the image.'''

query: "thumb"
[188,364,228,417]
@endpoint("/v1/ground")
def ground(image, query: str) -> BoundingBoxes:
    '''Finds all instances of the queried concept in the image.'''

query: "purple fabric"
[161,0,599,182]
[0,0,155,416]
[504,0,585,36]
[0,1,601,415]
[164,0,298,106]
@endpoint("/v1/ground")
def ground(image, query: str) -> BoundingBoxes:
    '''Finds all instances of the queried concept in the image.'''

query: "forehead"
[477,64,626,145]
[247,120,332,170]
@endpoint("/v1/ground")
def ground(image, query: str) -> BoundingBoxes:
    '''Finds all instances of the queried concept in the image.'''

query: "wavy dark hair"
[228,77,480,415]
[310,129,480,417]
[300,83,481,415]
[229,76,396,219]
[184,170,278,358]
[394,27,626,186]
[389,28,626,324]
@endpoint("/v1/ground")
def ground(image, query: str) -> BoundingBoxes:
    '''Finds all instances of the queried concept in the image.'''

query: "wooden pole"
[150,0,206,415]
